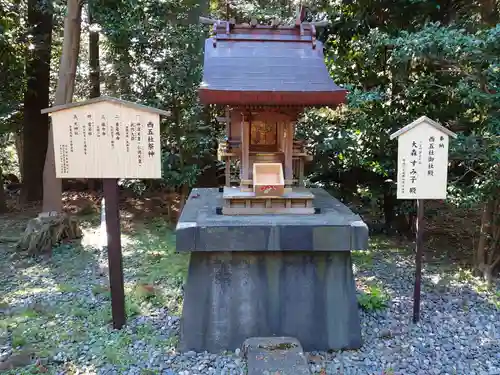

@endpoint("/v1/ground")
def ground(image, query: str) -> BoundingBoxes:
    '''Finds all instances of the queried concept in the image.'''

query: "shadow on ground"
[0,211,187,374]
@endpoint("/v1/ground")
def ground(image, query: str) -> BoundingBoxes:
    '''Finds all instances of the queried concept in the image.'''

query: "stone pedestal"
[175,188,369,353]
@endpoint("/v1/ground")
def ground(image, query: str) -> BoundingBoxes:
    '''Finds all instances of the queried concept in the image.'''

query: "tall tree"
[87,0,100,191]
[42,0,83,213]
[21,0,53,203]
[479,0,499,25]
[88,0,100,99]
[0,168,6,213]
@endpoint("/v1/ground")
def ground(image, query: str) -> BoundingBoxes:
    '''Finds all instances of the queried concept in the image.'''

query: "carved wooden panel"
[250,121,277,152]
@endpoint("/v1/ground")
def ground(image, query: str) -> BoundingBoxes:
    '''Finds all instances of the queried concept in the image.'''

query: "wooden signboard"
[390,116,456,200]
[390,116,457,324]
[42,96,168,179]
[42,96,170,330]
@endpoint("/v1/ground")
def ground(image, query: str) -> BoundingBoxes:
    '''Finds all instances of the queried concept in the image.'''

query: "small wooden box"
[253,162,284,197]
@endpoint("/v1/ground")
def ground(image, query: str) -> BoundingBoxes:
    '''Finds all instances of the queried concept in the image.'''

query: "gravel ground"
[1,218,499,375]
[307,241,500,375]
[0,219,246,375]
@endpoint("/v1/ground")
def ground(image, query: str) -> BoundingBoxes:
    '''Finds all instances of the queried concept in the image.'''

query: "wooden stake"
[413,199,424,323]
[103,178,126,329]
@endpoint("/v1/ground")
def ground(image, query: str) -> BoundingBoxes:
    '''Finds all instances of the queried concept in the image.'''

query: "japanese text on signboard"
[395,121,450,200]
[52,102,161,178]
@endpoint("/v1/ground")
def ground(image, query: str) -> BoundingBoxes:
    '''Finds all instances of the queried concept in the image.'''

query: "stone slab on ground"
[176,187,369,252]
[242,337,310,375]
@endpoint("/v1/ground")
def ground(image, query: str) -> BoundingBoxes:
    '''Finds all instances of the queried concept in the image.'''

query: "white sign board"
[391,116,457,200]
[47,99,165,179]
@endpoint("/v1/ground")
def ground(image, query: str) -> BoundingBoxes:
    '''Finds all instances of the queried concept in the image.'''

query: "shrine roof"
[198,25,347,107]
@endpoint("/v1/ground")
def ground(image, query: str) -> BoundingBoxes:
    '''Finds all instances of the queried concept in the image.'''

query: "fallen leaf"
[141,284,155,293]
[308,354,323,363]
[37,364,48,373]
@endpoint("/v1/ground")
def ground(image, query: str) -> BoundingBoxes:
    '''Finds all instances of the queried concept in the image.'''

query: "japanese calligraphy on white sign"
[43,97,169,179]
[390,116,457,200]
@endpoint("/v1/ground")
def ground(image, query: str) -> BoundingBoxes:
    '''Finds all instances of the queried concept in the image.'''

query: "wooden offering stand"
[252,163,284,197]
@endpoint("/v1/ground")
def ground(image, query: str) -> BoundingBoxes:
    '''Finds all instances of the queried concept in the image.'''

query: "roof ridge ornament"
[212,22,217,47]
[199,16,330,29]
[197,13,345,107]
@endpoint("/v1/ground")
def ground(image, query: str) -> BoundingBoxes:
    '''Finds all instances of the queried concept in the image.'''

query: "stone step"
[242,337,311,375]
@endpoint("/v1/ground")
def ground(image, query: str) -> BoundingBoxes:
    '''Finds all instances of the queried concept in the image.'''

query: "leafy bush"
[357,285,389,311]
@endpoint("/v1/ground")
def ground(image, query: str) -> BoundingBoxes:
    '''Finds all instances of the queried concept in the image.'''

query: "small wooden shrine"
[199,15,347,215]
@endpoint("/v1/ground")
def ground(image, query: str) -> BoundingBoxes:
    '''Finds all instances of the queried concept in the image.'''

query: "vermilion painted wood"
[199,89,347,107]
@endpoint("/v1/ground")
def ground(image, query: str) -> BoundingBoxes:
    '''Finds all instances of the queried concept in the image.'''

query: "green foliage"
[133,218,189,287]
[0,1,25,181]
[492,291,500,309]
[0,138,20,176]
[357,285,389,312]
[91,0,219,190]
[1,0,498,270]
[91,284,111,298]
[225,0,297,22]
[0,216,188,373]
[0,365,41,375]
[85,0,498,271]
[351,250,374,268]
[294,2,500,242]
[0,0,25,122]
[386,23,500,205]
[11,332,27,348]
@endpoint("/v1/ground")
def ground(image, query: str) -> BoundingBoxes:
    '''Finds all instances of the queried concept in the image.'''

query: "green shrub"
[357,285,389,311]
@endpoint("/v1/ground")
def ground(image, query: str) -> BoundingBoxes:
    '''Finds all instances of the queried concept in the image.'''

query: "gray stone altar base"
[175,188,369,353]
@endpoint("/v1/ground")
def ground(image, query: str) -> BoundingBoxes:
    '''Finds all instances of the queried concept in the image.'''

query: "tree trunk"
[179,183,189,213]
[0,166,7,213]
[485,200,500,281]
[88,1,100,99]
[87,0,100,192]
[14,132,24,181]
[21,0,53,203]
[118,49,132,99]
[42,0,82,213]
[474,199,500,282]
[475,201,491,270]
[478,0,499,26]
[383,181,396,233]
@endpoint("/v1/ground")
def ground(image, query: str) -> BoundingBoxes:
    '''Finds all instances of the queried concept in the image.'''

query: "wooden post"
[225,106,231,138]
[284,121,294,184]
[240,113,250,186]
[277,122,283,151]
[225,157,231,187]
[42,97,167,330]
[103,178,126,329]
[390,116,457,324]
[413,199,424,323]
[298,158,304,186]
[100,196,106,248]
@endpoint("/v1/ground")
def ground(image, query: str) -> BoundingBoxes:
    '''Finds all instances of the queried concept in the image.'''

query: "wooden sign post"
[42,96,170,329]
[390,116,457,323]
